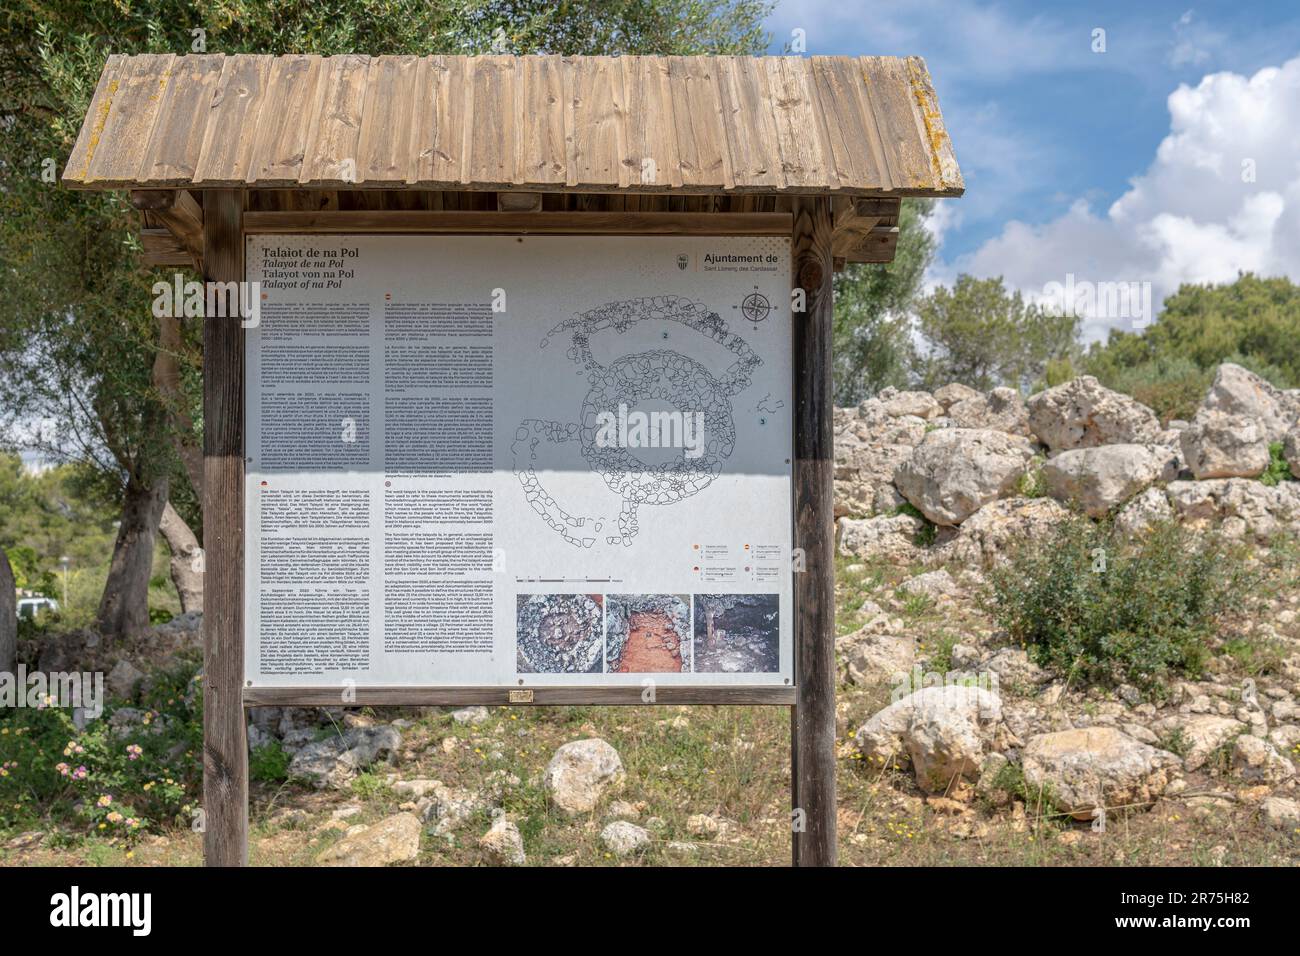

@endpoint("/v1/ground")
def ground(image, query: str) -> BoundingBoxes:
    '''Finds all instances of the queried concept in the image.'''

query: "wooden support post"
[790,196,836,867]
[201,189,247,866]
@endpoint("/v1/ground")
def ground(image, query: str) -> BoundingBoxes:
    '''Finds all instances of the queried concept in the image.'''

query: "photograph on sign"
[244,236,793,690]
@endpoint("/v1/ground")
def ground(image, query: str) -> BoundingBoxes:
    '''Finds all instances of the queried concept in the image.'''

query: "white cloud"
[939,55,1300,342]
[1167,9,1224,68]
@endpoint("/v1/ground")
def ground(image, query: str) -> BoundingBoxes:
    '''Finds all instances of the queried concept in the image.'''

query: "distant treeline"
[833,199,1299,421]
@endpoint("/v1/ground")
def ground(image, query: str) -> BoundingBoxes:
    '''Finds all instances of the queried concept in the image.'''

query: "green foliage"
[986,517,1258,696]
[892,501,937,546]
[0,454,176,628]
[1157,727,1191,759]
[249,742,291,784]
[350,771,394,801]
[1042,356,1077,389]
[981,761,1061,814]
[832,200,935,404]
[1087,354,1211,424]
[0,659,202,838]
[919,630,961,676]
[913,275,1081,393]
[1085,274,1300,419]
[894,501,925,521]
[1220,634,1285,678]
[1259,442,1294,488]
[1016,455,1048,498]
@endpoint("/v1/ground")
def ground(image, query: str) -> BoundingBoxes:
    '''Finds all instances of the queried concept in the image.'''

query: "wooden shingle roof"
[63,53,962,196]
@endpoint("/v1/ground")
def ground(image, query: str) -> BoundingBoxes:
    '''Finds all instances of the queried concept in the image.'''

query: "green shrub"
[1259,442,1294,487]
[893,502,937,546]
[1088,355,1210,424]
[985,517,1257,696]
[0,660,202,838]
[1016,455,1048,498]
[249,741,291,783]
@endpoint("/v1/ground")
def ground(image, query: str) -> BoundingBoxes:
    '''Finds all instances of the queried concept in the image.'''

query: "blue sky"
[763,1,1300,337]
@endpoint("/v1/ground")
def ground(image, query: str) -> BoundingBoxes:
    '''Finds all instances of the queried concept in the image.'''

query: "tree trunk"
[0,546,15,675]
[153,311,203,497]
[97,474,169,639]
[159,500,204,614]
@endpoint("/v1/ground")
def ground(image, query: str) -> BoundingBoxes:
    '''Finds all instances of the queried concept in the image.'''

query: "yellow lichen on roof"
[79,78,119,182]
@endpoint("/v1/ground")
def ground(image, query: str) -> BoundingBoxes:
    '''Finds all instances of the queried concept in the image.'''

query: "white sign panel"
[244,235,793,689]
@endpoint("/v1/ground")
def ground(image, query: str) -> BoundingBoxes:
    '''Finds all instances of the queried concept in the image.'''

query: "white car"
[16,596,59,620]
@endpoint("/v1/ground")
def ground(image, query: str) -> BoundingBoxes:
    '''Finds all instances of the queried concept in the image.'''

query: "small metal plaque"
[508,689,534,703]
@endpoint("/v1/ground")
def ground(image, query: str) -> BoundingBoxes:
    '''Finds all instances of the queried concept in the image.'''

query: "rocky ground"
[829,552,1299,865]
[4,574,1298,866]
[4,363,1300,866]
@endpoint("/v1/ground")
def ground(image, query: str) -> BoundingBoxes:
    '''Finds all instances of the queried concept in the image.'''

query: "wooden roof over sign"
[62,53,963,196]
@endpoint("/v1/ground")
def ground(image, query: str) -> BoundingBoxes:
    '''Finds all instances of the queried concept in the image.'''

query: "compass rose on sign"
[737,288,771,326]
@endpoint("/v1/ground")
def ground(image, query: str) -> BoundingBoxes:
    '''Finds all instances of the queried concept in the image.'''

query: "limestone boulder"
[600,820,651,856]
[1021,727,1180,820]
[1027,376,1160,450]
[479,817,526,865]
[1114,487,1173,535]
[878,387,943,420]
[1179,410,1271,479]
[289,724,402,790]
[837,514,924,563]
[1042,444,1162,517]
[933,382,981,409]
[836,625,913,687]
[1201,362,1300,443]
[1166,478,1300,540]
[1262,796,1300,830]
[543,738,625,815]
[895,429,1036,526]
[898,568,963,602]
[316,812,421,866]
[855,686,1006,792]
[1230,735,1296,784]
[930,497,1070,565]
[833,407,926,516]
[1150,715,1245,771]
[947,386,1031,436]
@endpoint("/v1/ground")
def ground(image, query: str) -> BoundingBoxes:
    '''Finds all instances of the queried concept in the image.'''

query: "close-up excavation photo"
[0,0,1294,934]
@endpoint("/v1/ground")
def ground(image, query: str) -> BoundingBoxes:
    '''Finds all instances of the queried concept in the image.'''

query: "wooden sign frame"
[201,191,836,867]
